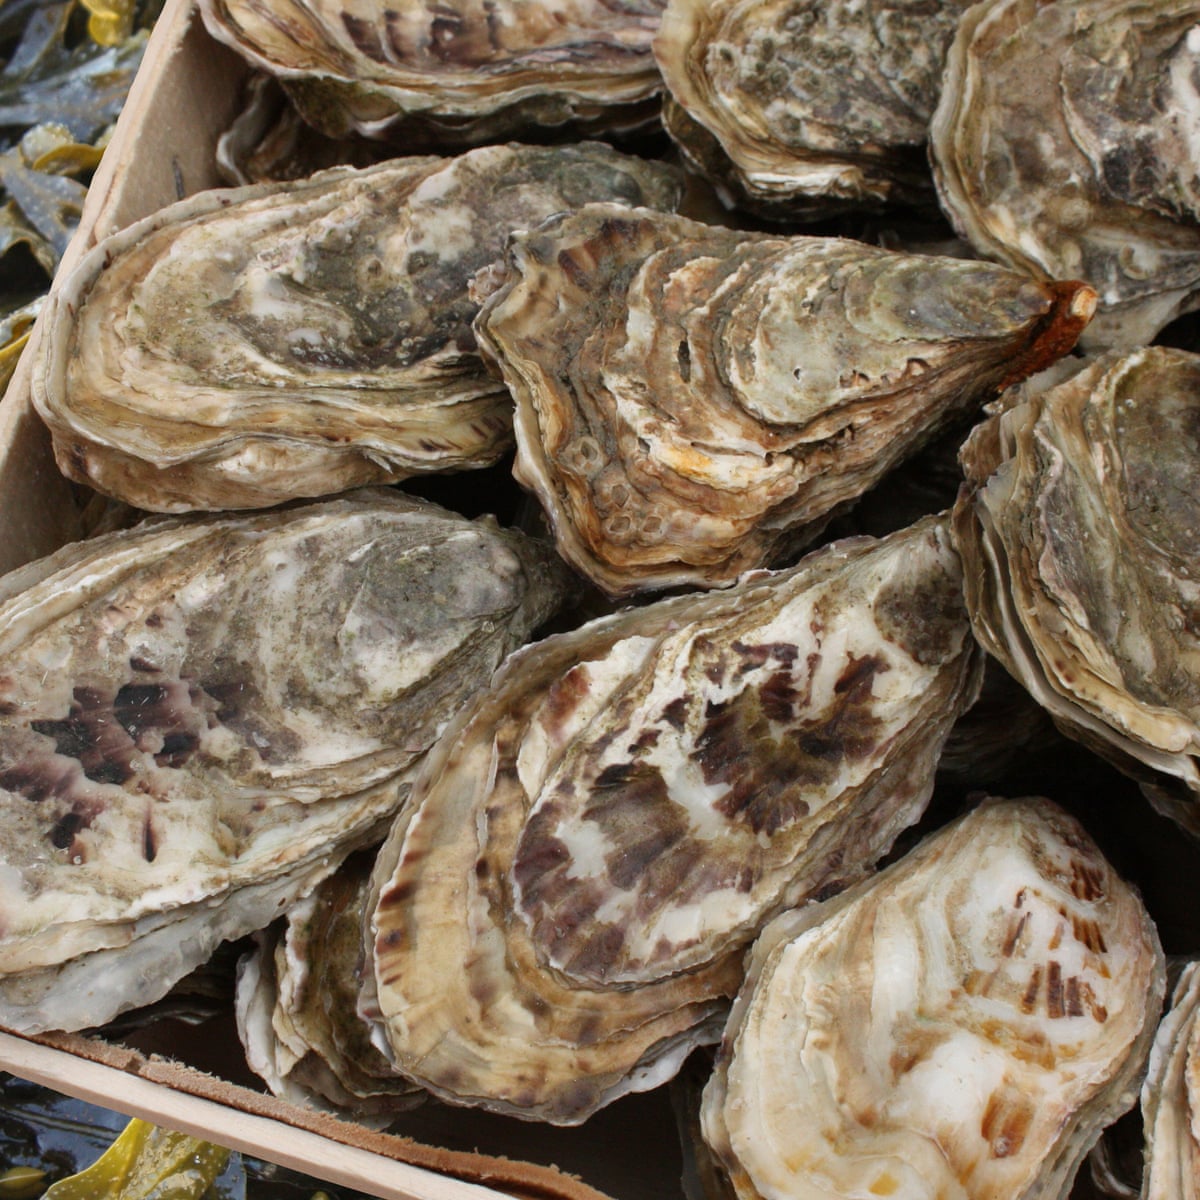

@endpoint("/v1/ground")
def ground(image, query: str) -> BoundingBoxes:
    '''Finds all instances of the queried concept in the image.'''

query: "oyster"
[32,143,682,512]
[654,0,972,218]
[369,515,982,1123]
[952,347,1200,831]
[236,850,423,1121]
[701,797,1166,1200]
[931,0,1200,350]
[0,488,571,1033]
[198,0,667,144]
[475,203,1095,596]
[1141,960,1200,1199]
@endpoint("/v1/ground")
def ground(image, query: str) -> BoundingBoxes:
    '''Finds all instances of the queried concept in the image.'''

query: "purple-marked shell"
[654,0,973,218]
[368,515,982,1123]
[931,0,1200,350]
[701,797,1165,1200]
[0,489,572,1033]
[474,203,1096,597]
[952,346,1200,833]
[32,143,681,512]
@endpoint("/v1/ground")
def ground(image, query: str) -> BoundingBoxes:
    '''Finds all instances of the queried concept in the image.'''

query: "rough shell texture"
[1141,960,1200,1200]
[198,0,668,143]
[475,203,1096,596]
[235,850,423,1122]
[931,0,1200,350]
[953,346,1200,832]
[701,796,1166,1200]
[0,489,571,1032]
[32,144,681,512]
[655,0,972,218]
[368,515,982,1123]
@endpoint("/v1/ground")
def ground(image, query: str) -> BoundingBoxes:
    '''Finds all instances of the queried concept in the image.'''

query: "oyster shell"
[475,203,1096,596]
[1141,960,1200,1199]
[952,346,1200,831]
[32,143,682,512]
[198,0,667,144]
[701,797,1166,1200]
[0,488,572,1033]
[236,850,424,1121]
[654,0,972,218]
[931,0,1200,350]
[369,515,982,1123]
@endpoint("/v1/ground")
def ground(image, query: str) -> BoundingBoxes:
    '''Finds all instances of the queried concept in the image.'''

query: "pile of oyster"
[4,0,1200,1195]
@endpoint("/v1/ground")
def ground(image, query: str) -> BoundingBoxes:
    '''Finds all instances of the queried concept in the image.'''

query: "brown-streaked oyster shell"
[32,143,682,513]
[701,796,1166,1200]
[952,346,1200,832]
[198,0,668,144]
[475,203,1096,597]
[654,0,972,219]
[235,850,424,1122]
[0,488,572,1033]
[931,0,1200,350]
[368,515,982,1123]
[1141,960,1200,1199]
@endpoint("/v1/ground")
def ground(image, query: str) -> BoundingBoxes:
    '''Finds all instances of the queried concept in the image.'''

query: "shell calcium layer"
[0,489,571,1033]
[701,797,1165,1200]
[368,515,982,1123]
[32,144,681,512]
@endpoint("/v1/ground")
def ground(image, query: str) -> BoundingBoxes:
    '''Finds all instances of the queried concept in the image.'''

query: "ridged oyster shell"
[952,347,1200,832]
[475,203,1096,596]
[931,0,1200,350]
[198,0,668,143]
[368,515,982,1123]
[655,0,972,218]
[236,850,423,1122]
[701,797,1166,1200]
[0,488,571,1033]
[32,143,682,512]
[1141,960,1200,1199]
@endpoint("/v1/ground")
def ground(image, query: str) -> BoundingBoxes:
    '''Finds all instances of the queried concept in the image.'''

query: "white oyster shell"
[32,144,681,512]
[0,489,571,1033]
[931,0,1200,350]
[368,515,982,1123]
[701,797,1166,1200]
